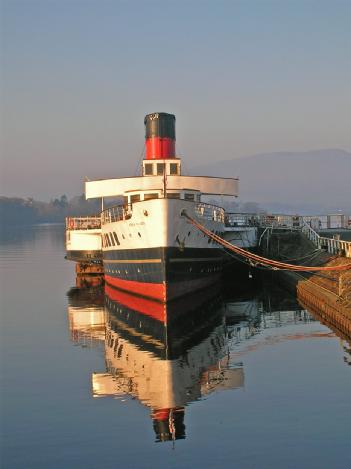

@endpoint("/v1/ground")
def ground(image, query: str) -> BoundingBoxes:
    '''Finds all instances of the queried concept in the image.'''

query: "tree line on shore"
[0,195,101,225]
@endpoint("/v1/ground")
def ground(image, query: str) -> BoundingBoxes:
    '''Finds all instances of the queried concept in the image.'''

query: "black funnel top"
[144,112,176,139]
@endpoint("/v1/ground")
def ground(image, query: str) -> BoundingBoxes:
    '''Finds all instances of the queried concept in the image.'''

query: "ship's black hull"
[104,247,223,302]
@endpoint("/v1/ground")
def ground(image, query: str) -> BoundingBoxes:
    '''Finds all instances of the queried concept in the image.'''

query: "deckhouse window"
[156,163,164,175]
[144,163,153,175]
[113,232,120,246]
[144,193,158,200]
[167,193,180,199]
[185,193,195,201]
[109,233,115,246]
[130,194,140,203]
[170,163,179,175]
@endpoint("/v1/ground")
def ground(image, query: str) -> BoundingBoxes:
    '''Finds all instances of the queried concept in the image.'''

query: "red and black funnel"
[151,407,185,442]
[144,112,176,160]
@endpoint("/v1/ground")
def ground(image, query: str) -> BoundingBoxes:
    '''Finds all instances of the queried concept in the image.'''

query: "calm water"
[1,225,350,469]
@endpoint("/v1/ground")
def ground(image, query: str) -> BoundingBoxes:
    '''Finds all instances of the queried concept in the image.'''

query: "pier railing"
[66,216,101,230]
[224,212,351,257]
[262,214,303,228]
[225,213,261,227]
[225,212,351,231]
[195,203,225,222]
[301,222,351,258]
[225,213,303,228]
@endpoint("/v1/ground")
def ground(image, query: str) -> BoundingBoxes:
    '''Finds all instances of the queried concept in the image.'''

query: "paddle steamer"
[83,112,238,302]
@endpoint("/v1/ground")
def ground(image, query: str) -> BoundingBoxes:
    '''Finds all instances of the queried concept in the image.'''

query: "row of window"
[125,193,160,204]
[144,162,179,176]
[102,232,120,248]
[105,330,124,358]
[102,230,143,248]
[123,192,200,204]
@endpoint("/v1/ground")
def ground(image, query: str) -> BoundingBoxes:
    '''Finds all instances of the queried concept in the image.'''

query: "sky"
[1,0,351,200]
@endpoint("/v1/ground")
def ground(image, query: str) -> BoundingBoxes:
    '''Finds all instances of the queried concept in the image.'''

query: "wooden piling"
[297,279,351,340]
[75,262,104,288]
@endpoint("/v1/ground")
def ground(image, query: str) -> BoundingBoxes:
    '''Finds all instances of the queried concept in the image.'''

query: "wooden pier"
[258,224,351,341]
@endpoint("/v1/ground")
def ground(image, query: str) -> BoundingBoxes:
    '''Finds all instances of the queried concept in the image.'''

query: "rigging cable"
[134,143,146,176]
[181,211,351,273]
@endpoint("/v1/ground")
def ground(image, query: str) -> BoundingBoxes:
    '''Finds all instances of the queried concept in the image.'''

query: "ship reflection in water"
[66,281,351,442]
[67,287,105,348]
[95,286,243,442]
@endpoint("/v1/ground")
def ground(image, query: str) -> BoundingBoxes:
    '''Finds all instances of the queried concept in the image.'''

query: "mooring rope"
[181,211,351,272]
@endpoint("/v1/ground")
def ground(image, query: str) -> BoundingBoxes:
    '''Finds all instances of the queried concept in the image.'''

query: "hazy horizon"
[1,0,351,201]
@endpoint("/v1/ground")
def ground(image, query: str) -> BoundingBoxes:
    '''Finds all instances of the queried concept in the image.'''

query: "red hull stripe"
[105,275,166,302]
[105,284,166,323]
[145,137,175,159]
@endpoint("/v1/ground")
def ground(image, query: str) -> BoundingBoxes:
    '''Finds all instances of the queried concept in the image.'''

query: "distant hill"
[191,149,351,214]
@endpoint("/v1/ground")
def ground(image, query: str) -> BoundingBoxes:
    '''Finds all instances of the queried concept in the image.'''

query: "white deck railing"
[102,202,225,225]
[66,216,101,230]
[101,205,131,224]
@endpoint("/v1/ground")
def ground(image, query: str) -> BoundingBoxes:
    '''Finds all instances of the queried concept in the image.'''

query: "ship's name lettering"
[129,222,145,227]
